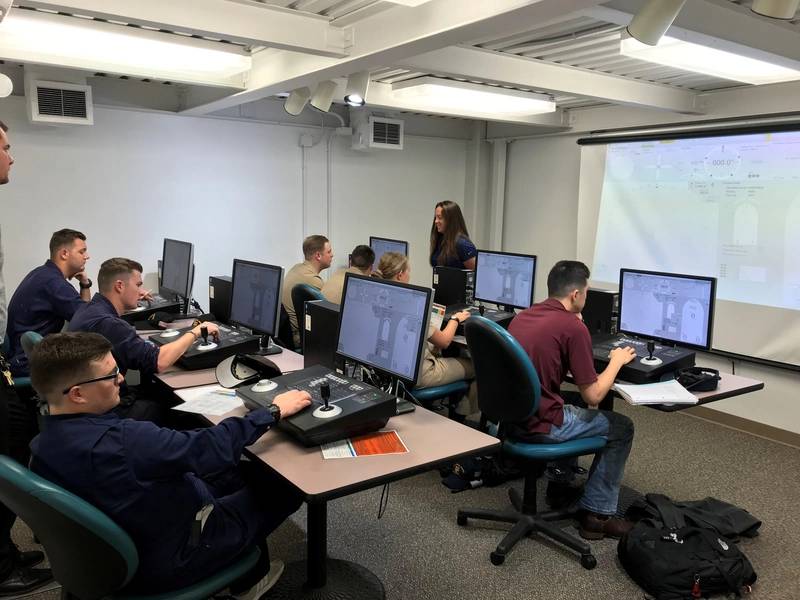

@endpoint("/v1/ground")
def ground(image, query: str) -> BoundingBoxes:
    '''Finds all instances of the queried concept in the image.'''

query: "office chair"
[275,304,295,350]
[411,380,471,420]
[459,316,604,569]
[291,283,325,353]
[0,456,261,600]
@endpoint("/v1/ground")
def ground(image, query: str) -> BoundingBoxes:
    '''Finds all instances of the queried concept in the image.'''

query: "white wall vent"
[26,80,93,125]
[352,113,404,151]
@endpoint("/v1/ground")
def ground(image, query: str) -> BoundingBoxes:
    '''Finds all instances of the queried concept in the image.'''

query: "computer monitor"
[369,236,409,268]
[474,250,537,310]
[160,239,194,301]
[618,268,716,351]
[228,259,284,353]
[336,273,432,385]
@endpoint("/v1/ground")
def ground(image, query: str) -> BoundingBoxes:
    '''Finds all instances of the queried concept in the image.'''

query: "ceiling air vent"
[27,80,93,125]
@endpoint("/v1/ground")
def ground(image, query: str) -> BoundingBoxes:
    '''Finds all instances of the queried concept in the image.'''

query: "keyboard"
[287,372,368,404]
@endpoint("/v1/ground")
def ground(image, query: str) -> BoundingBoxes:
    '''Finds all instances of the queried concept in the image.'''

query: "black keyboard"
[287,372,368,404]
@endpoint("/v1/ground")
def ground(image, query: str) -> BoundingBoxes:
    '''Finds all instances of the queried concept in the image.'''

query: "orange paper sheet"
[350,430,408,456]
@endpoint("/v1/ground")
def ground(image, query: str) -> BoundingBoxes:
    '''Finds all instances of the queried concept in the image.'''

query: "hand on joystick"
[200,326,208,345]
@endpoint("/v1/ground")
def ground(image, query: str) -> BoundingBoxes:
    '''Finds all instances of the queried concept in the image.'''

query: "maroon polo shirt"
[508,298,598,434]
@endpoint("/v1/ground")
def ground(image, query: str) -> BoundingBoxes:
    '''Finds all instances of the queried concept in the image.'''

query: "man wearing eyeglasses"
[29,331,311,596]
[69,258,220,422]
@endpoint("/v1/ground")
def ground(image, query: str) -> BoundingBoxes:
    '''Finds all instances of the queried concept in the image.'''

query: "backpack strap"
[646,493,686,530]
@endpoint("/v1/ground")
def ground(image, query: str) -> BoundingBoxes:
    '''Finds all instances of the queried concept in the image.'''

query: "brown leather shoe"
[579,512,634,540]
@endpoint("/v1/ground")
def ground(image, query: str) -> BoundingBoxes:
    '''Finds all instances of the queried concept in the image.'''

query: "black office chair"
[0,456,261,599]
[291,283,324,353]
[458,316,605,569]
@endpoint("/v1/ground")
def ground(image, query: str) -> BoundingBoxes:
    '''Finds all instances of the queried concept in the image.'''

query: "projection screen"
[577,129,800,368]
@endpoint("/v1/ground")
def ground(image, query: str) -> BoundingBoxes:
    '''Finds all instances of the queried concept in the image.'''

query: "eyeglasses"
[62,366,121,395]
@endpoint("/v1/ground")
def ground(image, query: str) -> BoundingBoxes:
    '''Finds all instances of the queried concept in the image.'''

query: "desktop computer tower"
[209,275,232,324]
[583,288,618,335]
[432,267,475,307]
[304,300,343,371]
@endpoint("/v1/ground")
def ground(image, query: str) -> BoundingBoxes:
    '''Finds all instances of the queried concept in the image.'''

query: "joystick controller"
[196,325,218,351]
[312,381,342,419]
[640,339,663,366]
[478,304,485,317]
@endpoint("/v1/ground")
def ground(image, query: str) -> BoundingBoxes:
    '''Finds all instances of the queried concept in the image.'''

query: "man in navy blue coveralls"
[29,332,311,596]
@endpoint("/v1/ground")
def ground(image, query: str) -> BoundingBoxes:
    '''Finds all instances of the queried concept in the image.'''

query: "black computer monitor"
[160,239,194,301]
[228,259,283,340]
[369,236,409,268]
[474,250,536,310]
[618,268,716,351]
[336,273,432,385]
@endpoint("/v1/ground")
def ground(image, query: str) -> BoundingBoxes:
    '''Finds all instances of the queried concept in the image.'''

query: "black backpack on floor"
[618,494,757,599]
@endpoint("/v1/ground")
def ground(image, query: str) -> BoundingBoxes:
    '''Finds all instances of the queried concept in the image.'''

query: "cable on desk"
[377,483,390,519]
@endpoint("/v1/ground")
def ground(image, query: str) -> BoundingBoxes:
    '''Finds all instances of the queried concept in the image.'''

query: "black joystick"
[478,304,485,317]
[646,340,655,360]
[320,383,333,412]
[200,326,208,345]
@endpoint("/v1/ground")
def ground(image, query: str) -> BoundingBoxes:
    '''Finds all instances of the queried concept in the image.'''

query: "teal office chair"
[411,380,471,420]
[291,283,325,353]
[458,316,604,569]
[0,456,261,600]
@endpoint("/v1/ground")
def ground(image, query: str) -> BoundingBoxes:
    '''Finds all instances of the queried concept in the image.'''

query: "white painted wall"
[0,95,471,312]
[504,135,800,436]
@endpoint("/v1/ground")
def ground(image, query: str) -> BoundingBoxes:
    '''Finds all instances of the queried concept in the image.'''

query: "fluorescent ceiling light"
[620,34,800,85]
[392,77,556,118]
[0,12,251,87]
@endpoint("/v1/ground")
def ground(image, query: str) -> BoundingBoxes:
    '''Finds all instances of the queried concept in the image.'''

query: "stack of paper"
[613,379,698,406]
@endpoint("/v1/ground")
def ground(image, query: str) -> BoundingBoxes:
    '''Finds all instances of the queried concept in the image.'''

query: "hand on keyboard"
[609,346,636,366]
[273,390,312,417]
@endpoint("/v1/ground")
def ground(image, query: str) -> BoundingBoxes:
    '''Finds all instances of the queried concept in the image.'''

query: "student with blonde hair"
[374,252,476,415]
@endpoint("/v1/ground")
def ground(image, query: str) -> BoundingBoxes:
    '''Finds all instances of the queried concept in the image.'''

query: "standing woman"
[429,200,477,270]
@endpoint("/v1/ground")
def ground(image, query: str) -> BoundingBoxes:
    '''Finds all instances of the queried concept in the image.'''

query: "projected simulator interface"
[619,270,715,349]
[474,251,536,309]
[370,237,409,268]
[338,276,429,382]
[229,260,282,336]
[592,131,800,310]
[161,239,193,299]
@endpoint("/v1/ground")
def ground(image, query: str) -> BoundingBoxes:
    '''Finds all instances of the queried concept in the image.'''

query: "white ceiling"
[3,0,800,128]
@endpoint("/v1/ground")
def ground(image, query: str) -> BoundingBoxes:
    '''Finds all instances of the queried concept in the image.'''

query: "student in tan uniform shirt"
[321,245,374,304]
[281,235,333,348]
[374,252,477,417]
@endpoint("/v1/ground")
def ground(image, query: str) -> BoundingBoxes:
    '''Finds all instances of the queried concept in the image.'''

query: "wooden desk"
[154,348,305,389]
[190,396,499,599]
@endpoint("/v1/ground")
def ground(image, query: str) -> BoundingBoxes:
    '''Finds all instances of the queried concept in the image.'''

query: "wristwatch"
[449,316,461,325]
[268,403,281,423]
[79,278,92,289]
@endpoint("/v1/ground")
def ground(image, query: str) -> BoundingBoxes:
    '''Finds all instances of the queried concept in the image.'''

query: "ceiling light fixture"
[620,33,800,85]
[751,0,800,19]
[382,0,437,6]
[310,80,338,112]
[626,0,687,46]
[391,77,556,118]
[344,71,370,107]
[0,11,251,87]
[284,87,311,115]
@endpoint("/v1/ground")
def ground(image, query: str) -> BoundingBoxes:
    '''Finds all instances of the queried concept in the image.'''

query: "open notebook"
[613,379,698,406]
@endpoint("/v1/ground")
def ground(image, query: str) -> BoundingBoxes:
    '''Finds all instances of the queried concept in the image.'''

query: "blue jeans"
[536,405,634,515]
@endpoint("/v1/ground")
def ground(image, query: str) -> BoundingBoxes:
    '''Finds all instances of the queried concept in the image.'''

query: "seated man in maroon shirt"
[508,260,636,539]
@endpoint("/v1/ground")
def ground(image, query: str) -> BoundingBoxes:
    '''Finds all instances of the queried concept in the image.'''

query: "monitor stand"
[254,334,283,356]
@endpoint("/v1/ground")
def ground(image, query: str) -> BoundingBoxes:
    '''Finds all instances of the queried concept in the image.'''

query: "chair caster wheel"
[457,515,468,526]
[580,554,597,570]
[490,551,505,566]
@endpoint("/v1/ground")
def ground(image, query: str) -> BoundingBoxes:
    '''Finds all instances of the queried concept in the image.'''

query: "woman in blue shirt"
[429,201,477,269]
